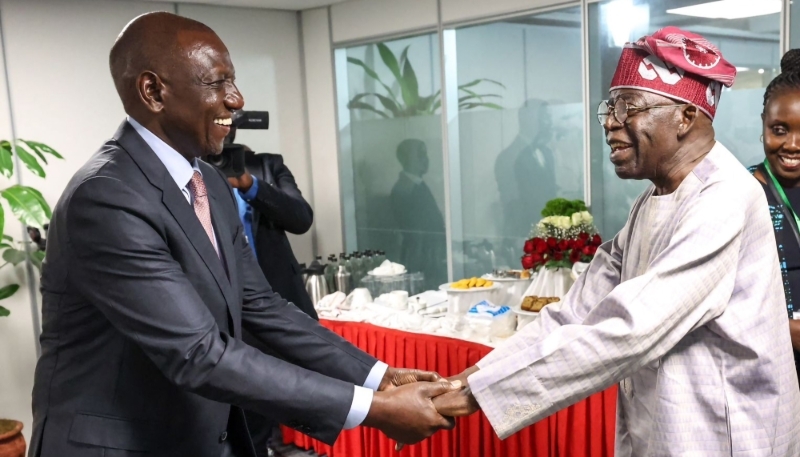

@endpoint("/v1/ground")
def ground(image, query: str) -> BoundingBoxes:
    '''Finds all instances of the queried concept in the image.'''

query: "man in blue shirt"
[227,148,318,457]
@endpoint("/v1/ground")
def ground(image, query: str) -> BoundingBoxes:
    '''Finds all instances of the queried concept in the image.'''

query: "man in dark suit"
[29,12,458,457]
[389,139,447,290]
[226,149,317,456]
[227,149,316,320]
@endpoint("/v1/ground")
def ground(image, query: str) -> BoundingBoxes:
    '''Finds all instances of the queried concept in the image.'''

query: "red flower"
[569,248,582,264]
[521,254,535,270]
[523,240,535,254]
[554,252,564,261]
[557,240,569,251]
[573,238,585,250]
[586,245,598,256]
[591,234,602,247]
[533,238,548,253]
[547,237,558,249]
[582,245,592,256]
[578,232,590,241]
[531,253,543,265]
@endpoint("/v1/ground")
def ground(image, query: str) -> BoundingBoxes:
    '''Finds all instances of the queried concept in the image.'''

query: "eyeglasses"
[597,99,686,125]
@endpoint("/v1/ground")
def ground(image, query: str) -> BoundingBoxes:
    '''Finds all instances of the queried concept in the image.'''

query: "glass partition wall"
[336,34,448,290]
[336,0,787,290]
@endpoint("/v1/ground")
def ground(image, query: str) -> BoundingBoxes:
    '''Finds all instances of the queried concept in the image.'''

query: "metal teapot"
[304,259,329,306]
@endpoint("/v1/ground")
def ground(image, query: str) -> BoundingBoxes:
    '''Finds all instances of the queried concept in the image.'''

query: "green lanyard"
[763,158,800,230]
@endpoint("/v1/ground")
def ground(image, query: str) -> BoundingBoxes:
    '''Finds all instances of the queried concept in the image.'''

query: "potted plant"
[0,138,61,457]
[347,42,505,118]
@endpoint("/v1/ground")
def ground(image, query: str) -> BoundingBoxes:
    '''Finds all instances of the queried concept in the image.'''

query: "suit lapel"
[114,120,239,335]
[209,192,241,337]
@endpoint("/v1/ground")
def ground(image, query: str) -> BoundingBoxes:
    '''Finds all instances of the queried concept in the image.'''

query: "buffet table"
[282,319,617,457]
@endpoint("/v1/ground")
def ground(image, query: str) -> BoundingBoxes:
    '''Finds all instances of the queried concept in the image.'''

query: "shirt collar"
[402,171,424,185]
[127,116,201,190]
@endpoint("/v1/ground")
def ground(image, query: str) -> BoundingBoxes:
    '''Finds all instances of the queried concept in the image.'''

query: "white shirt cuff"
[342,361,389,430]
[363,361,389,391]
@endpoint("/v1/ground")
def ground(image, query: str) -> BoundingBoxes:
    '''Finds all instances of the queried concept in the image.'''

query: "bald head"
[110,12,216,110]
[109,12,244,160]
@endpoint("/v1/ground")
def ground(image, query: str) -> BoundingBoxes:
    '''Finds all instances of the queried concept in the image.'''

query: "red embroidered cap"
[610,26,737,120]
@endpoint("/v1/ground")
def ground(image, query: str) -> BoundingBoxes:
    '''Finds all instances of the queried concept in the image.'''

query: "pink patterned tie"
[187,171,218,255]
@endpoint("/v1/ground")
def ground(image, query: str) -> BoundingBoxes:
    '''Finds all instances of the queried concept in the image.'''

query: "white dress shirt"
[127,117,387,430]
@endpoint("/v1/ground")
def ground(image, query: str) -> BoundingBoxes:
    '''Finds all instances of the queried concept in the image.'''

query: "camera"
[203,110,269,177]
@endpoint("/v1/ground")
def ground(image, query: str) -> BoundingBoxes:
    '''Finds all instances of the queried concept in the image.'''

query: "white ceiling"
[140,0,352,11]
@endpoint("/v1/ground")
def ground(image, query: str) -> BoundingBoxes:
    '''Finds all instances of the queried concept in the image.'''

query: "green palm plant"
[347,43,505,118]
[0,138,61,317]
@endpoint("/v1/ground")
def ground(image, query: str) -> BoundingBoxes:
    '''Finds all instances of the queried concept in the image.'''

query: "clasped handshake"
[364,366,481,448]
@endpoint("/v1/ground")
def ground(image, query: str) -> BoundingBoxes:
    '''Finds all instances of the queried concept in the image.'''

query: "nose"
[787,133,800,152]
[225,82,244,111]
[603,111,622,133]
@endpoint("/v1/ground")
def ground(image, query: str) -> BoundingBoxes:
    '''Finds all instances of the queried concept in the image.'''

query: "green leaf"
[0,284,19,301]
[19,140,47,164]
[15,144,45,178]
[459,102,504,111]
[23,140,63,159]
[347,101,390,118]
[25,187,52,219]
[377,43,403,85]
[372,93,401,117]
[399,45,411,71]
[0,142,12,178]
[0,243,11,249]
[1,185,51,229]
[29,250,44,270]
[0,201,4,243]
[3,248,26,266]
[3,234,12,242]
[401,58,420,111]
[458,78,506,90]
[0,305,9,316]
[458,94,502,104]
[347,57,400,104]
[376,43,418,111]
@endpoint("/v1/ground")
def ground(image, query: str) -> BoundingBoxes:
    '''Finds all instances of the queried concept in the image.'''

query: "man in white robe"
[434,27,800,456]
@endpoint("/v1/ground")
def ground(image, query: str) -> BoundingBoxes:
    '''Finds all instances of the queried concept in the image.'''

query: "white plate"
[439,283,501,293]
[511,303,540,316]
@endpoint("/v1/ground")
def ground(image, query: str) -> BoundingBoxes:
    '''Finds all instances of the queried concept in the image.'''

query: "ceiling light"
[667,0,781,20]
[759,69,765,74]
[735,67,750,72]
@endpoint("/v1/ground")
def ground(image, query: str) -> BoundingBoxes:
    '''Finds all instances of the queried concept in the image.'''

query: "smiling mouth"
[214,118,232,127]
[608,141,633,162]
[779,155,800,168]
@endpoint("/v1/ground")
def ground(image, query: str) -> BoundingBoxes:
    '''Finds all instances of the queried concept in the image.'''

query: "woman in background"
[751,48,800,386]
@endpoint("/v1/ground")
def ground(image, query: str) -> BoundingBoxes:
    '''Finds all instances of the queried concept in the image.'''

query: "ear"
[136,71,166,114]
[676,104,700,138]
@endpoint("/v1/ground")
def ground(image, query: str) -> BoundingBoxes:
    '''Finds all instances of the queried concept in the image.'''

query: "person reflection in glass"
[390,139,447,289]
[494,99,556,267]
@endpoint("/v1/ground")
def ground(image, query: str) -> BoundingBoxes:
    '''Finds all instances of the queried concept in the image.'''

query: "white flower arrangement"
[533,210,597,240]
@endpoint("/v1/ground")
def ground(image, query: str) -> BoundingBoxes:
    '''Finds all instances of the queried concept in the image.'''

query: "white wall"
[0,0,311,443]
[330,0,437,44]
[442,0,575,24]
[301,7,343,256]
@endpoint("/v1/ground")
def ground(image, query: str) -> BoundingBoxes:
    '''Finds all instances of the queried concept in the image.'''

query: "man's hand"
[228,172,254,191]
[363,380,461,445]
[379,367,445,391]
[432,365,482,417]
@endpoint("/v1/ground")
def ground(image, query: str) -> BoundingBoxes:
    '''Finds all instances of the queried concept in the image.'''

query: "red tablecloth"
[282,320,617,457]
